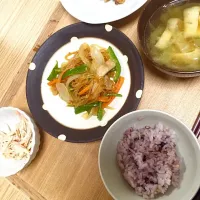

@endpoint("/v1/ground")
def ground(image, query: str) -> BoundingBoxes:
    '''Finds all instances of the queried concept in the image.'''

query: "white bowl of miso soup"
[138,0,200,77]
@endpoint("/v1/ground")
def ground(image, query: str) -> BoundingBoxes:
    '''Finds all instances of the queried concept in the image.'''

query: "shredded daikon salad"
[0,112,33,160]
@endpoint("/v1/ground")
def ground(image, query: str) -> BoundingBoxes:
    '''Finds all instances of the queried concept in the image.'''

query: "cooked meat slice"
[115,0,125,4]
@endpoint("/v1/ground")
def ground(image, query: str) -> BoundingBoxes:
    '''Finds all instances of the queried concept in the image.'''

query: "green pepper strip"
[97,102,104,121]
[74,102,100,114]
[105,93,122,97]
[107,46,121,82]
[55,68,62,73]
[62,64,88,79]
[47,61,60,81]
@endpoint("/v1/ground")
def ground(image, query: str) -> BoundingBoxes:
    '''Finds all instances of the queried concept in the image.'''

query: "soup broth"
[145,2,200,71]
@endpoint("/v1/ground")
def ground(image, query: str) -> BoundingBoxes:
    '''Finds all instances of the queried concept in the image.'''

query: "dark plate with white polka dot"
[26,22,144,143]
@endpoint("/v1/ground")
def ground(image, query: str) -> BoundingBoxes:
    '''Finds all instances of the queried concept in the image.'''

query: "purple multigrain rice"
[117,123,181,199]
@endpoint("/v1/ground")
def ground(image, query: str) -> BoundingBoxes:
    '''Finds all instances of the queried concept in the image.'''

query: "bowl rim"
[137,0,200,75]
[98,109,200,200]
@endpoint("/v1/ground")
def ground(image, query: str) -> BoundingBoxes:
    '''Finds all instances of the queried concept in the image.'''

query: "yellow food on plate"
[147,3,200,71]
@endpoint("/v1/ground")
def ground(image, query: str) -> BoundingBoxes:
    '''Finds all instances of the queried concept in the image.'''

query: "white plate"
[0,107,40,177]
[60,0,147,24]
[99,110,200,200]
[41,37,130,130]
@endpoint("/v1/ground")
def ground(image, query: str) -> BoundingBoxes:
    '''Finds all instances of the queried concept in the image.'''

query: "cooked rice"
[117,123,181,199]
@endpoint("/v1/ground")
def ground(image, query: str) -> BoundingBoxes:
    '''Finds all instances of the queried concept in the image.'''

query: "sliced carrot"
[98,96,111,102]
[61,77,68,83]
[114,76,125,93]
[48,79,58,86]
[102,97,115,108]
[48,77,68,86]
[78,85,91,95]
[103,76,124,108]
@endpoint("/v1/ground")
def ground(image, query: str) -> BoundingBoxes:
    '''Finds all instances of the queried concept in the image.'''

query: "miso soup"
[145,2,200,71]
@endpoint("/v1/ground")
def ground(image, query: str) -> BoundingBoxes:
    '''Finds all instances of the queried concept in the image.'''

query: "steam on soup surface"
[146,3,200,71]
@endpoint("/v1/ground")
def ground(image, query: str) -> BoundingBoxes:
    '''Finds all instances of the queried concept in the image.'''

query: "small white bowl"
[0,107,40,177]
[99,110,200,200]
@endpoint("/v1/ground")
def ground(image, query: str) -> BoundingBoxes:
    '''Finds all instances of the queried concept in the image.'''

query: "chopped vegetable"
[103,76,124,108]
[56,83,72,102]
[173,32,195,53]
[184,6,200,38]
[96,59,115,77]
[78,43,91,66]
[74,102,100,114]
[78,84,91,95]
[47,61,59,81]
[48,78,59,86]
[62,64,88,79]
[107,46,121,82]
[97,102,104,121]
[55,68,62,73]
[65,75,81,90]
[98,96,110,102]
[167,18,183,32]
[105,93,122,97]
[172,48,200,65]
[155,18,183,50]
[90,45,105,66]
[155,29,172,50]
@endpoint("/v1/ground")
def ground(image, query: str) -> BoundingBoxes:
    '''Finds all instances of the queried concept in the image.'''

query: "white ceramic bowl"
[0,107,40,177]
[99,110,200,200]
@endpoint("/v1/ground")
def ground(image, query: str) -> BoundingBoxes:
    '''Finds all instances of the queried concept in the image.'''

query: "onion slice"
[56,83,72,103]
[96,59,115,77]
[78,43,90,66]
[65,75,81,88]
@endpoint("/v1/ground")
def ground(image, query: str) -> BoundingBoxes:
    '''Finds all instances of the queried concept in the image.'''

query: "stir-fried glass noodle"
[47,43,124,121]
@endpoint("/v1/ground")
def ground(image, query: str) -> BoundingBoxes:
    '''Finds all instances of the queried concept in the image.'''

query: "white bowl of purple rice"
[99,110,200,200]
